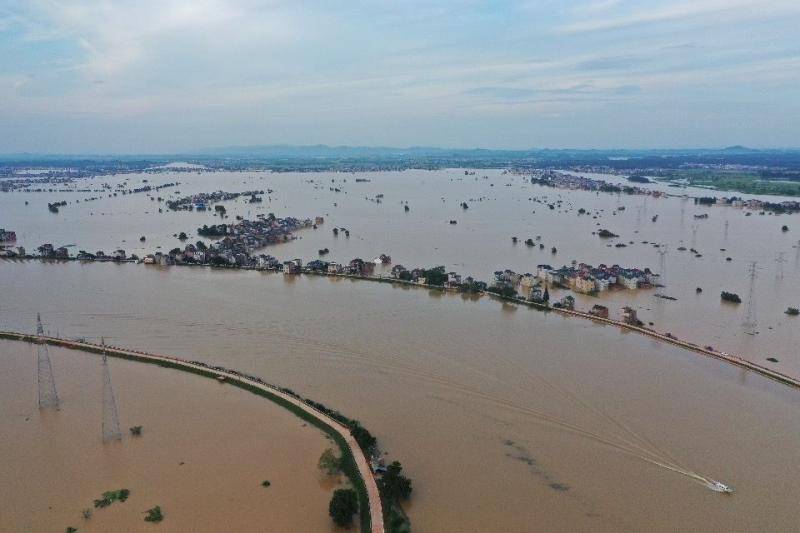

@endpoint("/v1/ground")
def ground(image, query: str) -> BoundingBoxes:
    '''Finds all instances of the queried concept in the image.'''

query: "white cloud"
[557,0,799,34]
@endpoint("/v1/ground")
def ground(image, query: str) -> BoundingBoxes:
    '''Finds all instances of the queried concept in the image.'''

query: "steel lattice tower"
[775,252,786,281]
[36,314,60,410]
[101,338,122,442]
[742,262,758,333]
[691,223,699,250]
[656,247,668,295]
[794,240,800,270]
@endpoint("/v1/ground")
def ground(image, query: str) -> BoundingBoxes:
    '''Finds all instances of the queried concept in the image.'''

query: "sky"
[0,0,799,153]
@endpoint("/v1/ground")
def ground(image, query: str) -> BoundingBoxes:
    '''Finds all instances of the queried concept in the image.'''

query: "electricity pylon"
[775,252,786,281]
[36,314,60,410]
[742,262,758,333]
[101,338,122,442]
[656,247,668,295]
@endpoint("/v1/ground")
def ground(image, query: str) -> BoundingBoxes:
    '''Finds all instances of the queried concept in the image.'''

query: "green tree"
[328,489,358,527]
[422,266,447,286]
[378,462,412,502]
[350,423,376,454]
[318,448,341,476]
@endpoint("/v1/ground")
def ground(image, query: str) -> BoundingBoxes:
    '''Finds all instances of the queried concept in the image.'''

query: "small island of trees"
[721,291,742,303]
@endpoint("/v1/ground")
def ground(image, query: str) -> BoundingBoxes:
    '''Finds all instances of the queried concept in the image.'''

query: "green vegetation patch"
[144,505,164,523]
[93,489,130,508]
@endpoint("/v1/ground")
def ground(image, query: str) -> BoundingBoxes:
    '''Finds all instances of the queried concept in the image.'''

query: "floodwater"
[0,339,342,532]
[2,168,798,368]
[2,168,800,531]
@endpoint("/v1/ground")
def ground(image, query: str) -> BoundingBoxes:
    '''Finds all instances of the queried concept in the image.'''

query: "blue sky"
[1,0,799,153]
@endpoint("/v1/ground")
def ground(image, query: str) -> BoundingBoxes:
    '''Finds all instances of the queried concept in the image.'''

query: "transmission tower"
[656,247,668,295]
[101,338,122,442]
[36,314,60,410]
[775,252,787,281]
[691,223,700,250]
[742,262,758,333]
[795,240,800,270]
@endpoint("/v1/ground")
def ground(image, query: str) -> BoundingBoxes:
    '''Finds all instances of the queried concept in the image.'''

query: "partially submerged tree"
[378,461,412,503]
[318,448,341,476]
[328,489,358,527]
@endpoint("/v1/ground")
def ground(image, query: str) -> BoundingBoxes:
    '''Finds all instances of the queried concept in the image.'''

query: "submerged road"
[0,331,385,533]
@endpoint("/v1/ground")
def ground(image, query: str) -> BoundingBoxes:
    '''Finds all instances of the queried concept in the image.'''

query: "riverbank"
[0,331,385,533]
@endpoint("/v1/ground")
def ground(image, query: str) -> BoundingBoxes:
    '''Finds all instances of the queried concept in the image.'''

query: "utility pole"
[743,262,758,333]
[101,338,122,442]
[36,314,60,410]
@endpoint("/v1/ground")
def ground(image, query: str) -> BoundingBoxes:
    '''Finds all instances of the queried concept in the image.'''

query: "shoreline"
[4,255,800,391]
[0,331,384,533]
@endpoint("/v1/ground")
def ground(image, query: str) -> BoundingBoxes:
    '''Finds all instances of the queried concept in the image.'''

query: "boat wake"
[263,330,733,494]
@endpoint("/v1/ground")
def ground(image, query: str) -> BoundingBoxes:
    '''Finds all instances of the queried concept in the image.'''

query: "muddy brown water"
[2,168,800,531]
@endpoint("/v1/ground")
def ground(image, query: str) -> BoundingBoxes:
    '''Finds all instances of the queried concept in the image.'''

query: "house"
[390,264,407,278]
[54,247,70,259]
[528,286,543,302]
[574,275,596,294]
[38,243,55,257]
[349,258,365,275]
[519,274,538,292]
[283,260,301,274]
[447,272,462,285]
[328,262,343,274]
[595,277,611,292]
[622,306,639,325]
[618,272,641,289]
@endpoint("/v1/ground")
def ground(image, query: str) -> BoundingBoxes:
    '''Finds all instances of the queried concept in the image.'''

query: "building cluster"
[536,263,656,294]
[698,196,800,214]
[166,190,265,210]
[0,228,16,242]
[145,215,319,266]
[526,170,663,197]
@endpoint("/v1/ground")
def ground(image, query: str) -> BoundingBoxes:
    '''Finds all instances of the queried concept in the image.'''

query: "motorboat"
[709,480,734,494]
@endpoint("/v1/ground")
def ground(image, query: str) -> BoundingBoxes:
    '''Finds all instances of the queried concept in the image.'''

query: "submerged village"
[2,199,659,327]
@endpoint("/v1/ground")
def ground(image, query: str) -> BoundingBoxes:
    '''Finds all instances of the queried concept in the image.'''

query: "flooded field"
[0,339,340,532]
[2,168,800,531]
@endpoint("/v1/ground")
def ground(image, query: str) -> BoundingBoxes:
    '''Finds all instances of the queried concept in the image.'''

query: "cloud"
[463,87,539,100]
[556,0,799,34]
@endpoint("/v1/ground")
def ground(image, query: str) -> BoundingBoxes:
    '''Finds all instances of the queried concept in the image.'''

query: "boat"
[708,480,734,494]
